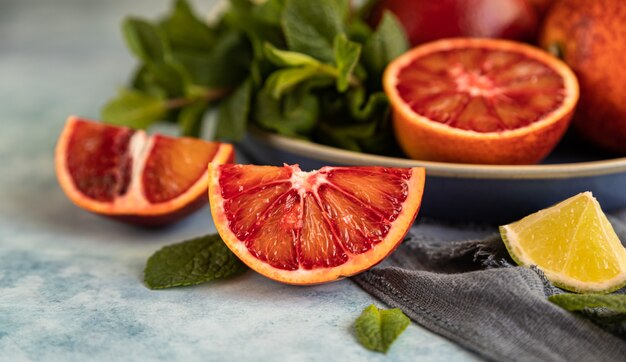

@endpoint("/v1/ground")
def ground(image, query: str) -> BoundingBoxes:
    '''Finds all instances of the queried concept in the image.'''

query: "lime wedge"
[500,192,626,293]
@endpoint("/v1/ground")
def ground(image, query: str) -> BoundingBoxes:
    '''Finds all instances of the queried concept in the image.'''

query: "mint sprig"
[354,304,410,353]
[144,234,248,290]
[103,0,409,154]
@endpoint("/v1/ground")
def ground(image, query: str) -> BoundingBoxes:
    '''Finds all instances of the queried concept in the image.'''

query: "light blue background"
[0,1,482,361]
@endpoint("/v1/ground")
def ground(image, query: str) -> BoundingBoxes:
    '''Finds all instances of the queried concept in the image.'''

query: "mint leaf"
[265,66,322,99]
[172,31,251,89]
[317,88,395,154]
[264,43,321,67]
[254,82,322,137]
[216,78,253,141]
[144,63,185,97]
[144,234,248,290]
[282,0,348,62]
[549,294,626,313]
[333,34,361,92]
[102,89,168,129]
[348,88,389,121]
[131,65,169,98]
[354,305,410,353]
[323,117,399,156]
[178,102,207,137]
[123,17,168,63]
[224,0,285,58]
[159,0,215,52]
[362,11,409,82]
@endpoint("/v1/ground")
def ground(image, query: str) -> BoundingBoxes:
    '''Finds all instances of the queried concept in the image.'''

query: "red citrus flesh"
[56,116,234,226]
[396,46,566,132]
[209,164,426,285]
[385,38,579,164]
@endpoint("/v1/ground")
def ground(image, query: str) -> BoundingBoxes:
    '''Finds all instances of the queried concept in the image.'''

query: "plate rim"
[248,128,626,180]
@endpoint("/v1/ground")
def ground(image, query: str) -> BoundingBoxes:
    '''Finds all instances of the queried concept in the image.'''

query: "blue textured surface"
[0,1,479,361]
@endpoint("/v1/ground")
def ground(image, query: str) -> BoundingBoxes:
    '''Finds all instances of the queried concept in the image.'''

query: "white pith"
[111,130,153,207]
[451,65,499,98]
[288,164,330,196]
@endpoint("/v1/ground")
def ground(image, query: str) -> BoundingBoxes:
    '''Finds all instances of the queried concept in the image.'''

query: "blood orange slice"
[55,116,234,226]
[208,164,425,285]
[384,38,579,164]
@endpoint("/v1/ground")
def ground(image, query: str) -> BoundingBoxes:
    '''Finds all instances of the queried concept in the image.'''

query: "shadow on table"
[2,166,211,241]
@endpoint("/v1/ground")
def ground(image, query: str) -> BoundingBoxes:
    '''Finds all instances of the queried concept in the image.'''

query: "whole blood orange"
[55,116,234,226]
[526,0,554,17]
[540,0,626,154]
[370,0,538,46]
[384,38,579,165]
[208,164,425,285]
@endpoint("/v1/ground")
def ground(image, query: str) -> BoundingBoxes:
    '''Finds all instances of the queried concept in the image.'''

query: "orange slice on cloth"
[208,164,426,285]
[384,38,579,164]
[55,116,234,226]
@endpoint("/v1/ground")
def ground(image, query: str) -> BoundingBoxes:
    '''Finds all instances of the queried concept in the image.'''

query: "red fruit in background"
[540,0,626,154]
[526,0,555,18]
[370,0,539,46]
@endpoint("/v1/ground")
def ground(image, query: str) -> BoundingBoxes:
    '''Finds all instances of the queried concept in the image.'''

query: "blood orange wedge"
[208,164,425,285]
[55,116,234,226]
[384,38,579,165]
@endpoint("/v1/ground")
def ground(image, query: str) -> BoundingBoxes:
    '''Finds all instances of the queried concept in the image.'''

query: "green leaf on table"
[178,102,207,137]
[216,78,253,141]
[265,66,323,99]
[102,89,168,129]
[362,11,409,81]
[264,43,321,67]
[159,0,215,52]
[123,17,168,63]
[144,234,248,290]
[333,34,361,92]
[254,82,322,137]
[549,294,626,313]
[282,0,348,62]
[354,304,410,353]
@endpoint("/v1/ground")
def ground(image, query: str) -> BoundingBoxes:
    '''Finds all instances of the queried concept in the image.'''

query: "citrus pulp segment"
[55,116,234,226]
[500,192,626,293]
[384,38,579,165]
[208,164,426,285]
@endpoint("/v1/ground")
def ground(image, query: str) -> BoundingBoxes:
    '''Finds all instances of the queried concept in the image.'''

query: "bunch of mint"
[102,0,409,155]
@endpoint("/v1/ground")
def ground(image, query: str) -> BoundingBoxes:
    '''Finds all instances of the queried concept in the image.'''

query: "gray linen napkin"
[352,217,626,362]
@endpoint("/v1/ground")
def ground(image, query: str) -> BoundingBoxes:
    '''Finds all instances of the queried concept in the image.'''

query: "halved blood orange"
[384,38,579,164]
[55,116,234,226]
[208,164,425,285]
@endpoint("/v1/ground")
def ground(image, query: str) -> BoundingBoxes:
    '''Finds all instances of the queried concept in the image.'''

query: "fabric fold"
[352,226,626,362]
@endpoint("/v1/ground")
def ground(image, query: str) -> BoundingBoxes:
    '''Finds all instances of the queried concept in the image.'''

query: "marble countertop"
[0,1,478,360]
